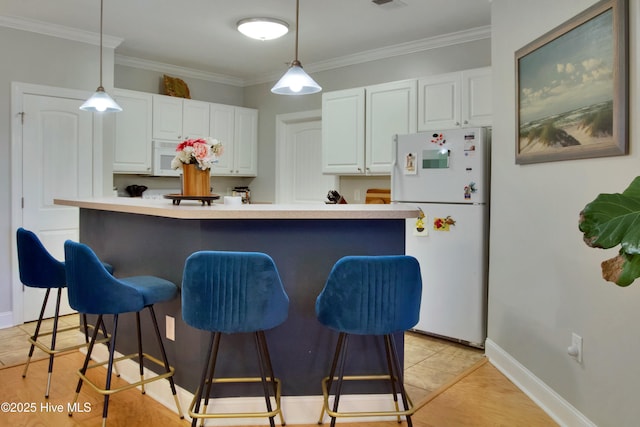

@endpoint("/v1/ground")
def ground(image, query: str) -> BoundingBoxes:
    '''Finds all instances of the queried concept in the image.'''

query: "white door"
[276,111,338,204]
[20,93,94,321]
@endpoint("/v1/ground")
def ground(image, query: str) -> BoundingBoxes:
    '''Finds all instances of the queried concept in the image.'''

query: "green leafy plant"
[579,176,640,286]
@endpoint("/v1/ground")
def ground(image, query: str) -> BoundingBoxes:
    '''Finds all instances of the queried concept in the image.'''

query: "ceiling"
[0,0,492,86]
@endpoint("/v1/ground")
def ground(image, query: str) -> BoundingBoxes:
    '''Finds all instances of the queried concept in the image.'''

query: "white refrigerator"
[392,127,489,348]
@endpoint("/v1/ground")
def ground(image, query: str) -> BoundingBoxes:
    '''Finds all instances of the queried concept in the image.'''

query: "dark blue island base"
[79,208,407,398]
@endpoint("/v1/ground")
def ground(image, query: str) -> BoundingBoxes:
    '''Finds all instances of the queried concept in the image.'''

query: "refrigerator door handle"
[391,135,398,167]
[391,136,398,202]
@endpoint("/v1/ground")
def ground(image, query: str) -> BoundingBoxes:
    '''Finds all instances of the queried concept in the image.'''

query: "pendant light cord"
[293,0,300,65]
[98,0,104,89]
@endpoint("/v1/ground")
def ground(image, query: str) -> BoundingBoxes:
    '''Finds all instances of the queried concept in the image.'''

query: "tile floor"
[403,331,485,403]
[0,314,485,404]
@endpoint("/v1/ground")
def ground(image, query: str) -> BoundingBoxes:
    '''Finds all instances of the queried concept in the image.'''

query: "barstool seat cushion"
[182,251,289,333]
[64,241,176,315]
[120,276,178,306]
[315,255,422,335]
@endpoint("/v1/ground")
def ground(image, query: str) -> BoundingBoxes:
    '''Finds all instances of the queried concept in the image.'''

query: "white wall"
[114,63,244,106]
[489,0,640,425]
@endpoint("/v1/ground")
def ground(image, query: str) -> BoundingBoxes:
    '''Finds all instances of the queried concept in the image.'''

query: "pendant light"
[271,0,321,95]
[80,0,122,112]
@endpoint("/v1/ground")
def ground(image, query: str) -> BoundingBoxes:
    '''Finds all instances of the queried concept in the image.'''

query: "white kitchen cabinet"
[366,80,417,174]
[418,67,491,131]
[152,95,210,141]
[182,99,210,139]
[322,80,416,175]
[322,87,365,174]
[112,89,153,174]
[210,105,258,177]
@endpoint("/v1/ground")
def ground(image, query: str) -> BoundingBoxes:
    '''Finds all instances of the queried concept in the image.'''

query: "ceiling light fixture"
[237,18,289,41]
[271,0,321,95]
[80,0,122,113]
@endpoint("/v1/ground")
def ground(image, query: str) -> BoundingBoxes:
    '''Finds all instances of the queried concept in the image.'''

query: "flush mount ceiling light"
[80,0,122,113]
[271,0,321,95]
[237,18,289,40]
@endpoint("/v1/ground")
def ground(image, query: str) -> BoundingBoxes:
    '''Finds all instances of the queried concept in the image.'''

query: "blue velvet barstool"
[315,255,422,426]
[16,227,112,398]
[181,251,289,427]
[63,240,184,427]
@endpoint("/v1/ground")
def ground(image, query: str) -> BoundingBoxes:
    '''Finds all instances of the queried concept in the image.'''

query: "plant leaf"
[579,176,640,253]
[601,252,640,287]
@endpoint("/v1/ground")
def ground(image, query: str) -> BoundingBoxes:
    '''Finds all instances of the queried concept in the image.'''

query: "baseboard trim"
[0,311,14,329]
[81,341,406,425]
[485,338,596,427]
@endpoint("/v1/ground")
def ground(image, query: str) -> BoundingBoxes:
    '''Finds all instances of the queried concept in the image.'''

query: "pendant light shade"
[80,0,122,112]
[79,87,122,112]
[271,0,321,95]
[271,60,321,95]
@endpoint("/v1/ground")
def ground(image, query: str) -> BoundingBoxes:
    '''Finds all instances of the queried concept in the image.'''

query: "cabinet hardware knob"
[464,120,468,124]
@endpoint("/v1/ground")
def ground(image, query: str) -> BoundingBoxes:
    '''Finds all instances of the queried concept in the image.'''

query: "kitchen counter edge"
[54,197,418,220]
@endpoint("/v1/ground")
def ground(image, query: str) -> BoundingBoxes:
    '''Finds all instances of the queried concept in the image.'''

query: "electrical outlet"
[354,189,361,202]
[567,332,582,363]
[165,315,175,341]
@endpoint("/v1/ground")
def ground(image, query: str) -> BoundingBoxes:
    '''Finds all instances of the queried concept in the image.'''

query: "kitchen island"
[54,197,418,421]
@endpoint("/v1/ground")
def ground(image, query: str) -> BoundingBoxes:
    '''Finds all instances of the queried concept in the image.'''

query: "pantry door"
[276,110,338,204]
[13,84,96,323]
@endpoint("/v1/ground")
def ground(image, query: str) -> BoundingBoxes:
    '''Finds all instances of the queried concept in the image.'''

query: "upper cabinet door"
[152,95,183,140]
[322,87,365,174]
[461,67,492,127]
[233,107,258,176]
[417,72,461,131]
[366,80,417,174]
[209,103,235,175]
[113,89,153,174]
[182,99,210,139]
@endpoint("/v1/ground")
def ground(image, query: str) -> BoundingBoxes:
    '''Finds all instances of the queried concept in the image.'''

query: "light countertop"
[54,197,418,220]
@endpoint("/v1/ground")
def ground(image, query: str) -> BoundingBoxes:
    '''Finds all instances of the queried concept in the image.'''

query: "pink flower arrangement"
[171,137,223,170]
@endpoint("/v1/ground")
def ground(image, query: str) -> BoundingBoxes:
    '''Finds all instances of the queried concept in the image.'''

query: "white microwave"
[152,140,181,177]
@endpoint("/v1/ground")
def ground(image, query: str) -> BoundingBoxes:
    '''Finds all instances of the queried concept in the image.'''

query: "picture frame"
[515,0,628,165]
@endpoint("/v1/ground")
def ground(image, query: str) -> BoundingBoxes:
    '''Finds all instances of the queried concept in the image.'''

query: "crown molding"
[0,15,123,49]
[115,55,245,87]
[246,25,492,86]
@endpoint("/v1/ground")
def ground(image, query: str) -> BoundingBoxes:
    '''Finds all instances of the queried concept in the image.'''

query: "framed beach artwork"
[515,0,628,165]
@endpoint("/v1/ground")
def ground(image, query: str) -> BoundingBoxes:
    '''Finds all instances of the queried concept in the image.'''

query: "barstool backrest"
[182,251,289,333]
[64,240,144,315]
[316,255,422,335]
[16,227,66,288]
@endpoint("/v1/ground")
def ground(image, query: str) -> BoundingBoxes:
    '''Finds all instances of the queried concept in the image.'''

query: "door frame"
[10,82,101,326]
[275,109,338,203]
